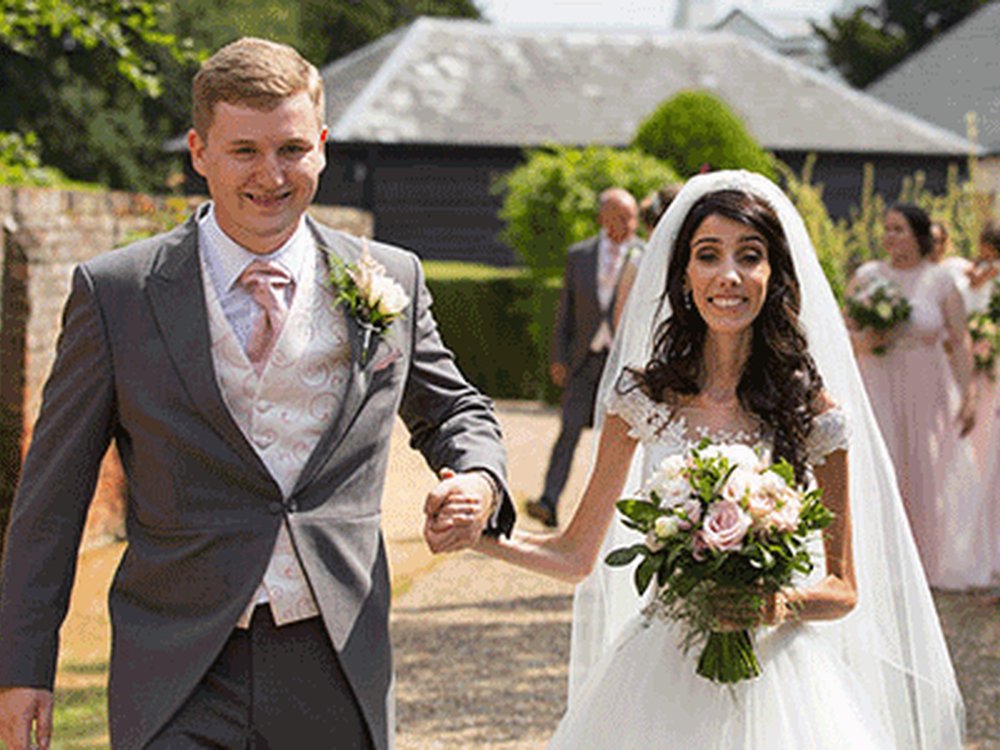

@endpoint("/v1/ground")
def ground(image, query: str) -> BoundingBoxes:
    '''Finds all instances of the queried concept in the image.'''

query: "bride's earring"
[684,290,693,311]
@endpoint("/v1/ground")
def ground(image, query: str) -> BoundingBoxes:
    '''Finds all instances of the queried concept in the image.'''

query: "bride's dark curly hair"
[634,189,825,480]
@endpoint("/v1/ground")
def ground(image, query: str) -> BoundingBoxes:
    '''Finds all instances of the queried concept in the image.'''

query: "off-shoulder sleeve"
[807,407,850,465]
[604,370,667,443]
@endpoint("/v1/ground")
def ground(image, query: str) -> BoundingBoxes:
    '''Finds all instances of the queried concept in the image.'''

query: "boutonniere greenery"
[327,239,409,363]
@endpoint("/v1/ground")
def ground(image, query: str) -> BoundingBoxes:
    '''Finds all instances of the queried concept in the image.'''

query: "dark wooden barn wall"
[183,143,967,266]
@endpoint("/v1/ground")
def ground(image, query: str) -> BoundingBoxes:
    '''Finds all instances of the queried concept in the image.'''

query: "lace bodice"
[605,371,849,468]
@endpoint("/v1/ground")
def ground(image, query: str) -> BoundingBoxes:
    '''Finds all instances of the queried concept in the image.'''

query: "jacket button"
[268,501,283,515]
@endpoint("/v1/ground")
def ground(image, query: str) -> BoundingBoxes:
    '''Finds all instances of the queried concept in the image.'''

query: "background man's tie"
[239,260,294,373]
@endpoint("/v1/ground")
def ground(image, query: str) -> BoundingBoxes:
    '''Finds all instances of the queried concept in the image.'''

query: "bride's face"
[684,214,771,336]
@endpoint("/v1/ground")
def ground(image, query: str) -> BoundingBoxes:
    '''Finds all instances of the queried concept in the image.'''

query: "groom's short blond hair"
[192,37,325,139]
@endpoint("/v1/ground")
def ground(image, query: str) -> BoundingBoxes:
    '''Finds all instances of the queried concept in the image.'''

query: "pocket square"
[372,349,403,372]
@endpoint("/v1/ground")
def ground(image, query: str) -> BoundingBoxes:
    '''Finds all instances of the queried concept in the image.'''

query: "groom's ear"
[188,128,208,178]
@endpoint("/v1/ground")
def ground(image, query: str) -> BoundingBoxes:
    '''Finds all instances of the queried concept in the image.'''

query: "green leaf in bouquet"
[767,458,796,487]
[713,464,739,495]
[615,499,661,526]
[748,544,775,570]
[605,544,648,567]
[634,553,661,594]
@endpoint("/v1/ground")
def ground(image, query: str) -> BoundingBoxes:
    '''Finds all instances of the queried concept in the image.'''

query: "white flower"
[722,467,763,505]
[654,515,681,539]
[768,490,803,533]
[644,455,691,507]
[370,273,408,316]
[699,443,762,471]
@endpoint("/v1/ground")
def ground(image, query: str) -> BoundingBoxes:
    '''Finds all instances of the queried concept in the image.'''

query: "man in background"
[526,188,641,528]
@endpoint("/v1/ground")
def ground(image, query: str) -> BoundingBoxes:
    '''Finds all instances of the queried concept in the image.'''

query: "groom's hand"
[423,468,495,553]
[0,687,53,750]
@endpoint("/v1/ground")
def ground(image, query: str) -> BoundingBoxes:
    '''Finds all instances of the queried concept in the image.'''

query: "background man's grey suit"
[0,212,513,749]
[536,234,642,516]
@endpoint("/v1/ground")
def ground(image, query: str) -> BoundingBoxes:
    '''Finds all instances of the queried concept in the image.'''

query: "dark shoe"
[525,499,558,528]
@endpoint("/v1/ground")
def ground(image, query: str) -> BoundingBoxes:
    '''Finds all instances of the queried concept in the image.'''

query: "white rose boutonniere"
[327,239,409,364]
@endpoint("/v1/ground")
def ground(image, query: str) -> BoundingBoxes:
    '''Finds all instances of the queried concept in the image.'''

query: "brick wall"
[0,186,372,549]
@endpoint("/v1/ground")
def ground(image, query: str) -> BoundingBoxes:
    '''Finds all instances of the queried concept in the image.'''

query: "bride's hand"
[711,588,790,630]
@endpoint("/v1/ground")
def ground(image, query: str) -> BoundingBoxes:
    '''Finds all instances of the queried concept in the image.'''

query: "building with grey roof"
[184,17,976,264]
[867,1,1000,155]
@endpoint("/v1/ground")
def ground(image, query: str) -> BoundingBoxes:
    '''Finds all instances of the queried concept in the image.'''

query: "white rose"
[722,467,762,505]
[700,444,761,471]
[654,515,681,539]
[769,490,803,533]
[371,274,408,317]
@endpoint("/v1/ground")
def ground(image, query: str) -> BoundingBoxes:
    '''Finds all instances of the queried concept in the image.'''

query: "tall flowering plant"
[606,441,833,684]
[845,278,911,355]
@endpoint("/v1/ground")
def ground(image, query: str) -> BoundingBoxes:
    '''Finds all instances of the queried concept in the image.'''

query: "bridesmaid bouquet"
[606,441,833,684]
[845,278,911,355]
[968,281,1000,379]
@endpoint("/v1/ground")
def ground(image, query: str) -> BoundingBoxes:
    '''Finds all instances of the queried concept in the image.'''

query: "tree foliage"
[0,0,197,96]
[495,145,679,278]
[815,1,991,88]
[631,90,775,180]
[299,0,480,66]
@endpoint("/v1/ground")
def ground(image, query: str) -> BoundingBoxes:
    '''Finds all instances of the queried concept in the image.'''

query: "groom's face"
[188,91,328,255]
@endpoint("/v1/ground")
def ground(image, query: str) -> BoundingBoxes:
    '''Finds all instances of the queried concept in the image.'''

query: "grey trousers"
[146,608,375,749]
[540,351,608,510]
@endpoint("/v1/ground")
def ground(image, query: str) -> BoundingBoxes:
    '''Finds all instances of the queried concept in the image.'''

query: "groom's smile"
[188,90,328,255]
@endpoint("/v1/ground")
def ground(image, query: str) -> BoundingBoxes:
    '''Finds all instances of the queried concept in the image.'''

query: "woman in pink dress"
[847,204,990,589]
[971,220,1000,580]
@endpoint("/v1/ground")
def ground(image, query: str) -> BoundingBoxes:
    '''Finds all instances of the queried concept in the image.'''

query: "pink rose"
[700,500,751,553]
[677,499,703,530]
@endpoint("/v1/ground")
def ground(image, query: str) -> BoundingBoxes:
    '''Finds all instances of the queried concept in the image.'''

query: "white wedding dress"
[548,383,894,749]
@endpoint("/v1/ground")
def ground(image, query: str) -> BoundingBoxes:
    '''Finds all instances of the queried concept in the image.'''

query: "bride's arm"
[781,448,858,622]
[473,414,637,583]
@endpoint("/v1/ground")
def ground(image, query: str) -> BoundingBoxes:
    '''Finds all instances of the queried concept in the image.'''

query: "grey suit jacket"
[0,210,514,750]
[550,234,643,379]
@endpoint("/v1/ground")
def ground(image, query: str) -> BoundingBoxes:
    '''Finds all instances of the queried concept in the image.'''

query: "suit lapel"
[145,214,272,477]
[292,221,381,494]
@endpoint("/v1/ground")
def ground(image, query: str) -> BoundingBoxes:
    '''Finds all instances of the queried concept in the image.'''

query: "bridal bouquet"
[605,441,833,684]
[845,278,911,355]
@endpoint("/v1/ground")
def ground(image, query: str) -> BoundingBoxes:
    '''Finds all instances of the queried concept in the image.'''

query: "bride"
[442,171,964,748]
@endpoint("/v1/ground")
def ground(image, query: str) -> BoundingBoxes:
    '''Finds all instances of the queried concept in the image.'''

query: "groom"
[0,37,513,750]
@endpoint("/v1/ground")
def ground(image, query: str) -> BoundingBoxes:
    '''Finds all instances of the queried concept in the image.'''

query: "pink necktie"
[239,260,294,374]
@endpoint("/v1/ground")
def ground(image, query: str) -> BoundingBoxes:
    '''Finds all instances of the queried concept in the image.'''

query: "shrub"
[632,90,775,180]
[423,261,561,402]
[495,145,679,278]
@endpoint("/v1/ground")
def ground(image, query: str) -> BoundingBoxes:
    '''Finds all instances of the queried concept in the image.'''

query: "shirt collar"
[198,204,311,291]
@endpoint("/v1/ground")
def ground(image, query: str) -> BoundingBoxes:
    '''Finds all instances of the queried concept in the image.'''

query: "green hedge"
[424,261,561,402]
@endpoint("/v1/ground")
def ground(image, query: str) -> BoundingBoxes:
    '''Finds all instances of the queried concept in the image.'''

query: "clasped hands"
[710,587,795,631]
[423,468,495,554]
